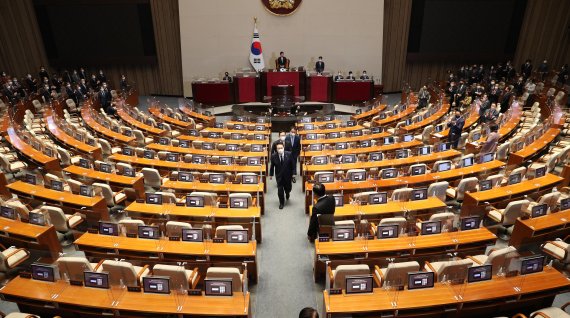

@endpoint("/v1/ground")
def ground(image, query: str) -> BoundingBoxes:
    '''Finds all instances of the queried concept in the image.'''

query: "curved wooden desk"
[351,104,387,121]
[373,104,417,127]
[301,131,390,145]
[177,134,269,145]
[508,127,560,165]
[117,107,166,136]
[510,208,570,248]
[63,165,145,199]
[0,217,61,258]
[466,109,522,153]
[313,197,446,219]
[80,105,135,144]
[399,103,450,134]
[298,124,366,136]
[147,143,269,158]
[5,126,60,171]
[149,107,193,130]
[301,140,423,158]
[179,104,215,125]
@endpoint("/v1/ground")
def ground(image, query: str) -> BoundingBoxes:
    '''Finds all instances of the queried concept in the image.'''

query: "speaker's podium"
[260,68,306,101]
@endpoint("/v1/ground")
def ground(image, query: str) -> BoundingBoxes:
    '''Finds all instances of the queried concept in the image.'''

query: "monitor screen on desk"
[332,227,354,241]
[370,152,383,161]
[407,272,435,290]
[342,154,357,164]
[123,167,136,177]
[28,211,45,226]
[209,173,225,184]
[214,122,224,128]
[520,255,545,275]
[347,120,356,127]
[481,153,494,163]
[382,168,398,179]
[234,124,244,130]
[226,144,238,151]
[202,142,214,150]
[333,194,344,207]
[123,129,132,137]
[306,133,317,140]
[0,206,16,220]
[460,216,481,231]
[98,221,119,236]
[230,197,249,209]
[143,150,155,159]
[178,171,193,182]
[138,225,160,240]
[24,173,36,185]
[179,140,190,148]
[84,271,109,289]
[242,175,258,184]
[379,113,387,120]
[335,143,347,150]
[377,225,399,239]
[371,127,382,134]
[403,134,413,142]
[535,166,546,178]
[205,279,233,296]
[304,124,314,130]
[437,162,452,172]
[251,145,264,152]
[231,133,244,140]
[158,137,170,145]
[508,173,522,185]
[50,180,63,191]
[247,157,261,166]
[309,144,322,151]
[438,142,451,151]
[345,275,374,294]
[301,117,311,123]
[360,140,371,148]
[411,165,426,176]
[255,125,265,131]
[350,171,366,182]
[479,180,492,191]
[462,157,474,167]
[80,185,93,197]
[31,263,57,282]
[99,163,112,173]
[316,172,334,183]
[188,130,198,137]
[182,228,203,242]
[143,276,170,294]
[561,198,570,211]
[353,130,363,137]
[468,265,492,283]
[186,195,204,207]
[193,155,206,164]
[405,118,413,126]
[396,150,408,159]
[411,188,428,201]
[227,229,249,243]
[255,135,266,141]
[219,157,232,165]
[146,193,162,205]
[418,146,431,155]
[384,137,394,145]
[166,153,179,162]
[313,156,327,165]
[369,192,388,205]
[421,220,442,235]
[531,203,548,218]
[208,132,219,138]
[122,147,134,156]
[326,123,336,129]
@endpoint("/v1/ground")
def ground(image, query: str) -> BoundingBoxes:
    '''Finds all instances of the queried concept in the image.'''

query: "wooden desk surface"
[351,104,387,120]
[315,197,446,218]
[1,276,250,316]
[125,202,261,219]
[302,149,461,173]
[315,227,496,256]
[301,132,390,145]
[226,120,271,128]
[177,134,269,145]
[202,127,271,135]
[75,232,257,257]
[463,174,563,205]
[109,154,266,173]
[296,119,342,128]
[179,104,215,123]
[8,181,106,209]
[117,108,166,136]
[161,180,264,193]
[305,160,505,191]
[298,124,366,135]
[64,165,143,187]
[373,105,417,126]
[147,143,268,158]
[149,108,192,129]
[514,209,570,233]
[0,217,62,256]
[0,217,55,240]
[80,105,135,144]
[301,140,423,158]
[510,209,570,248]
[509,127,560,164]
[44,109,102,158]
[401,103,450,133]
[324,266,568,315]
[5,127,60,171]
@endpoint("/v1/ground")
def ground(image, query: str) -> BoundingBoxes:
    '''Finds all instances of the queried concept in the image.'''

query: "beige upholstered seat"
[530,305,570,318]
[416,212,455,232]
[92,182,126,206]
[215,225,244,239]
[427,181,449,202]
[425,259,473,282]
[119,219,145,235]
[377,261,420,287]
[542,239,570,264]
[152,264,199,290]
[378,217,407,234]
[155,191,178,204]
[165,221,192,237]
[468,246,518,275]
[330,264,371,289]
[132,129,153,146]
[0,244,30,272]
[446,177,478,201]
[487,200,530,226]
[205,267,244,292]
[57,256,102,281]
[101,260,150,286]
[0,153,26,176]
[229,193,253,207]
[527,192,560,214]
[41,205,84,232]
[141,168,162,188]
[391,188,412,201]
[190,191,218,207]
[352,191,378,203]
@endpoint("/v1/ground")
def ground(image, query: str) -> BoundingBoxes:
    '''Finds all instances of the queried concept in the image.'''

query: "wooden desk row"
[301,131,390,145]
[177,133,269,145]
[117,107,166,136]
[149,107,194,130]
[298,124,366,136]
[0,217,61,258]
[373,104,417,127]
[300,140,424,158]
[4,126,60,171]
[1,276,250,317]
[178,104,216,125]
[465,109,522,154]
[63,165,146,199]
[400,103,450,134]
[510,208,570,248]
[508,127,561,165]
[80,105,135,144]
[146,143,269,158]
[431,108,479,141]
[351,104,387,121]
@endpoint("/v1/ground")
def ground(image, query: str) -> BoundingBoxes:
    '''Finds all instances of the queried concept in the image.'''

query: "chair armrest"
[425,261,436,273]
[4,247,29,259]
[373,272,382,288]
[189,267,200,289]
[67,213,85,229]
[561,301,570,312]
[466,256,482,265]
[241,269,248,290]
[375,265,384,280]
[136,265,150,283]
[512,314,528,318]
[486,248,497,255]
[93,259,105,271]
[327,266,334,288]
[530,312,547,318]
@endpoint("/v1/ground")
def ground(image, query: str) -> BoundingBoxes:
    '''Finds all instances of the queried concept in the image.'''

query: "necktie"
[280,154,283,164]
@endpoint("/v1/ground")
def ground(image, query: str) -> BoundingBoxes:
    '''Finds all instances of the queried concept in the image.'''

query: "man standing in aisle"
[448,110,465,149]
[270,141,294,209]
[287,127,301,183]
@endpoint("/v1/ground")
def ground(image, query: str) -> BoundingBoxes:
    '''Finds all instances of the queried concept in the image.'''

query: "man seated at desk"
[307,182,335,241]
[276,51,289,71]
[360,70,370,80]
[334,71,344,81]
[223,72,233,82]
[346,71,356,80]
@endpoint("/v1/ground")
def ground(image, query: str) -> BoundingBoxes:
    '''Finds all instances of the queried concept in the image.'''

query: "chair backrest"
[378,217,407,233]
[152,264,191,290]
[206,267,243,292]
[352,191,379,203]
[455,177,479,200]
[0,154,11,172]
[457,132,469,149]
[408,163,428,175]
[496,142,510,161]
[391,188,412,201]
[141,168,161,188]
[502,200,530,225]
[537,191,560,212]
[41,205,70,232]
[56,147,72,166]
[228,193,253,207]
[486,174,503,187]
[429,212,455,230]
[346,169,366,180]
[333,264,370,289]
[92,183,114,206]
[422,125,434,142]
[101,260,139,286]
[215,225,244,239]
[132,130,146,144]
[510,166,527,179]
[433,160,453,172]
[433,259,473,282]
[155,191,177,204]
[382,261,420,287]
[428,181,449,202]
[165,221,192,237]
[119,219,145,235]
[57,256,94,281]
[190,191,218,207]
[5,200,31,219]
[485,246,518,275]
[66,179,83,194]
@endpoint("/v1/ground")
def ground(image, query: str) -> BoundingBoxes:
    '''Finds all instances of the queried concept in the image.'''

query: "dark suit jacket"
[287,134,301,157]
[98,90,111,108]
[307,195,336,240]
[269,151,294,185]
[315,61,325,73]
[277,56,287,68]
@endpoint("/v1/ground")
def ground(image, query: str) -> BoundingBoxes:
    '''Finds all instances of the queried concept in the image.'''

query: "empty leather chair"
[329,264,373,289]
[467,246,518,275]
[205,267,245,292]
[41,205,84,241]
[189,192,218,207]
[391,188,412,201]
[446,177,478,201]
[92,183,126,207]
[141,168,162,188]
[0,154,27,178]
[152,264,199,290]
[57,256,102,281]
[215,225,244,240]
[154,191,178,204]
[376,261,420,287]
[118,219,145,235]
[427,181,449,202]
[487,200,530,239]
[424,258,473,282]
[132,129,153,146]
[100,260,150,286]
[528,304,570,318]
[0,244,30,273]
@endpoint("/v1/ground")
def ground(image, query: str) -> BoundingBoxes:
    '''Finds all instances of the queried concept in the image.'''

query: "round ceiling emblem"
[261,0,302,16]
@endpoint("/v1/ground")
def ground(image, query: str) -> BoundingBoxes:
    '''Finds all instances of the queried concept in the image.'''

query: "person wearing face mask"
[271,131,288,155]
[315,56,325,75]
[334,71,343,81]
[287,127,301,183]
[360,70,369,80]
[269,141,294,209]
[346,71,355,80]
[447,110,464,149]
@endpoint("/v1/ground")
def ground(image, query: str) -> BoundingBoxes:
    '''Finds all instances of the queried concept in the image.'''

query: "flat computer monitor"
[369,152,382,161]
[31,263,57,282]
[411,165,426,176]
[231,133,243,140]
[304,124,314,130]
[467,265,492,283]
[49,180,63,191]
[439,142,451,151]
[421,220,442,235]
[309,144,322,152]
[179,140,190,148]
[350,170,366,181]
[437,162,452,172]
[143,150,155,159]
[333,194,344,207]
[219,157,232,165]
[202,142,214,150]
[301,117,311,123]
[146,193,163,205]
[379,113,387,119]
[234,124,244,130]
[306,133,317,140]
[166,153,179,162]
[353,130,363,136]
[411,188,428,201]
[371,127,382,134]
[255,134,265,141]
[138,225,160,240]
[472,132,481,141]
[0,206,16,220]
[209,173,225,184]
[255,125,265,131]
[247,157,261,166]
[460,216,481,231]
[242,175,258,184]
[99,222,119,236]
[408,272,435,290]
[24,173,36,185]
[44,147,54,157]
[326,123,336,129]
[342,154,357,163]
[158,137,170,145]
[193,155,206,164]
[479,180,492,191]
[227,229,249,243]
[418,146,431,155]
[188,130,198,137]
[396,150,408,159]
[208,132,219,138]
[347,120,356,127]
[214,122,224,128]
[226,144,238,151]
[332,227,354,241]
[335,143,347,150]
[369,192,388,205]
[531,203,548,218]
[316,172,334,183]
[435,124,444,133]
[178,171,193,182]
[205,279,233,296]
[313,156,327,165]
[561,198,570,211]
[403,134,413,142]
[382,168,398,179]
[79,185,93,197]
[377,225,399,239]
[84,271,110,289]
[230,196,249,209]
[384,137,394,145]
[251,145,263,152]
[535,166,547,178]
[520,255,545,275]
[360,140,371,148]
[345,275,374,294]
[143,276,170,294]
[405,118,413,126]
[123,167,136,177]
[186,195,204,207]
[182,228,203,242]
[462,157,474,167]
[99,163,112,173]
[28,211,45,226]
[122,148,134,156]
[508,173,522,185]
[481,153,494,163]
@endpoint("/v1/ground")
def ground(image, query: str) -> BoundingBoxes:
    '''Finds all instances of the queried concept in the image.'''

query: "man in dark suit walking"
[269,141,294,209]
[287,127,301,183]
[307,182,335,241]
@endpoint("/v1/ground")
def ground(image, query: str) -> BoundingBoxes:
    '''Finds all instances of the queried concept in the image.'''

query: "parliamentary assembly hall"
[0,0,569,317]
